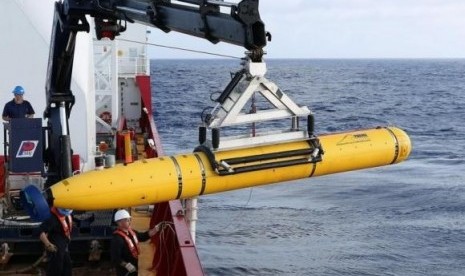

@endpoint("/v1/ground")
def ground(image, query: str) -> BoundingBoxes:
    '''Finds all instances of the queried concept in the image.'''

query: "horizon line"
[150,57,465,60]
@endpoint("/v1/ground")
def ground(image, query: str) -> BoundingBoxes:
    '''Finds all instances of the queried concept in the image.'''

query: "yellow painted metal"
[313,126,411,176]
[51,127,411,210]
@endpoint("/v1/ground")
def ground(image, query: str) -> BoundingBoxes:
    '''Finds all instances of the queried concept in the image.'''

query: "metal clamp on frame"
[201,57,316,151]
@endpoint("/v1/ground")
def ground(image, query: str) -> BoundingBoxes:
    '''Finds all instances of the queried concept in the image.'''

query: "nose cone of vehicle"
[388,127,412,163]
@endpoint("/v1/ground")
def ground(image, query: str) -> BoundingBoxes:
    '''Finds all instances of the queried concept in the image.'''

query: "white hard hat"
[114,209,131,222]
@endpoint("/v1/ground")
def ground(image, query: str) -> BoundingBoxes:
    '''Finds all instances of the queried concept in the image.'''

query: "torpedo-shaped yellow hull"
[49,126,411,210]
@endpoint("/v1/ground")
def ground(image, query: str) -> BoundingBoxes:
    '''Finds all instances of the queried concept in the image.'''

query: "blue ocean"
[151,59,465,276]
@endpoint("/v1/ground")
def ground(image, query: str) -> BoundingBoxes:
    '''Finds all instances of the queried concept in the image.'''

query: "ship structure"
[0,1,411,275]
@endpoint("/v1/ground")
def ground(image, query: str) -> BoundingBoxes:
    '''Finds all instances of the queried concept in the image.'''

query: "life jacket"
[50,207,73,239]
[114,228,140,259]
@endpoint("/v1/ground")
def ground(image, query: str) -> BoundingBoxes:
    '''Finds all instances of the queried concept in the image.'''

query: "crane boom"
[44,0,267,186]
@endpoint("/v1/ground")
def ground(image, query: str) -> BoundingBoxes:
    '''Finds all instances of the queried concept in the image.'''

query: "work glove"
[155,222,162,232]
[124,262,137,273]
[46,243,58,252]
[155,221,169,232]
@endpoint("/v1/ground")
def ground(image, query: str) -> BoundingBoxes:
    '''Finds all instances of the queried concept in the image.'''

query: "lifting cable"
[116,38,242,60]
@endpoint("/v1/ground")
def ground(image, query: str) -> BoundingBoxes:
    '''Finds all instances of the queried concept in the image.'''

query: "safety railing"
[118,56,148,75]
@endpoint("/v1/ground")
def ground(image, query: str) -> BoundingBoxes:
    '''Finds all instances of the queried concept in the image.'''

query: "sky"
[147,0,465,59]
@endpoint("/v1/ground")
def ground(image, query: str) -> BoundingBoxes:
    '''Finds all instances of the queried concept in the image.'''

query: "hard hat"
[57,208,73,216]
[114,209,131,222]
[12,86,25,95]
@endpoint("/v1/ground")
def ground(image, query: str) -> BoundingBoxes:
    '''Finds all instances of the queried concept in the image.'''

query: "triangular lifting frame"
[206,60,312,149]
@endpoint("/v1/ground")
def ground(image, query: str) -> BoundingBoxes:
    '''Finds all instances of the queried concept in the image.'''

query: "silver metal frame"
[207,60,312,149]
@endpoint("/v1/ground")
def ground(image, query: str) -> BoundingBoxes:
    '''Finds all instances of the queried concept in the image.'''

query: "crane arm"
[114,0,267,52]
[44,0,267,186]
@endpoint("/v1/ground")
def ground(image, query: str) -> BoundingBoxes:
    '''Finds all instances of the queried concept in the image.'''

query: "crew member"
[39,207,73,276]
[111,209,162,276]
[2,85,35,121]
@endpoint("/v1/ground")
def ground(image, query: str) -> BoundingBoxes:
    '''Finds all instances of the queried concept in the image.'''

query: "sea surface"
[151,59,465,276]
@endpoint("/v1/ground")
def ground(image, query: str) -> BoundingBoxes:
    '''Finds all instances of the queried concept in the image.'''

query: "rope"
[116,38,242,59]
[153,221,176,274]
[0,251,46,275]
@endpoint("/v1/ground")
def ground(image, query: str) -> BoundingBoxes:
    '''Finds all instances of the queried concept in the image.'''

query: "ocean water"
[151,59,465,276]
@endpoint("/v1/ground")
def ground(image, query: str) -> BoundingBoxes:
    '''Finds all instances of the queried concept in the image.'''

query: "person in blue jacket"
[2,85,35,121]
